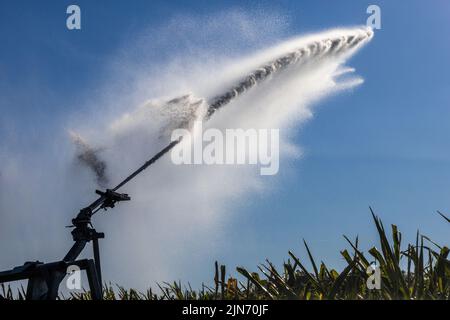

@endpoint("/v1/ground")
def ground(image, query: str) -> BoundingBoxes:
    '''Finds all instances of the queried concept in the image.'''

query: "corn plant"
[1,209,448,300]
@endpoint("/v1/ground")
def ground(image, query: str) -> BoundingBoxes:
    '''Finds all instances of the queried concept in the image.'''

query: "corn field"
[1,209,449,300]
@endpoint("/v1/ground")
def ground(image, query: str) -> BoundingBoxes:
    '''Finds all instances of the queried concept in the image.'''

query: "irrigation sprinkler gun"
[0,139,181,300]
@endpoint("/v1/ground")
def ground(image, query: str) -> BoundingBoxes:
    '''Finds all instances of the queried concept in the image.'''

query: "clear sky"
[1,0,450,283]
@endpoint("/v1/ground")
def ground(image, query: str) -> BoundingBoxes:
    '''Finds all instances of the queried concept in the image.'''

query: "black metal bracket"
[0,259,102,300]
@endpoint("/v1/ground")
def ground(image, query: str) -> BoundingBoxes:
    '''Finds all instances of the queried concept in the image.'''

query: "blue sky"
[1,1,450,282]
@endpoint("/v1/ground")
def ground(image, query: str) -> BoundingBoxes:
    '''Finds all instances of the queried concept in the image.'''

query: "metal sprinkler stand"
[0,189,130,300]
[0,139,180,300]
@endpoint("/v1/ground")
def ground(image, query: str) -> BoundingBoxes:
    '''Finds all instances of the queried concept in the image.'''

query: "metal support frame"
[0,258,102,300]
[0,136,182,299]
[0,190,126,300]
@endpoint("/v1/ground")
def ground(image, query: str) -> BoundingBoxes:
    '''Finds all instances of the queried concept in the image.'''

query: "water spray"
[0,27,373,299]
